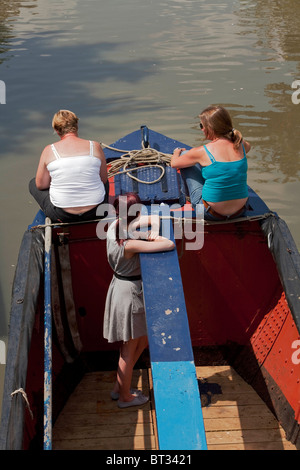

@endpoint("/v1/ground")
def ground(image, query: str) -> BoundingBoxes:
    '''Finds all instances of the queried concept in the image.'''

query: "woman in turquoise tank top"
[171,106,251,221]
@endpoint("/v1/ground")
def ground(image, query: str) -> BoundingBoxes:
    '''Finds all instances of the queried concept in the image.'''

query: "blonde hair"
[199,106,243,150]
[52,109,79,136]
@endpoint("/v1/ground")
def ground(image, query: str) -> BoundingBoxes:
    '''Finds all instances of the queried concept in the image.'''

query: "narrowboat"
[0,126,299,451]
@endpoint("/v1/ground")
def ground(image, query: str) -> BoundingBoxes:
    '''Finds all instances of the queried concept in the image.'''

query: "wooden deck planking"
[197,366,297,451]
[53,369,157,450]
[52,365,297,451]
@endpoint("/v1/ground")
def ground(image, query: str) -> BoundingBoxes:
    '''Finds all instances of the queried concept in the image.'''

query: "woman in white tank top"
[29,109,109,222]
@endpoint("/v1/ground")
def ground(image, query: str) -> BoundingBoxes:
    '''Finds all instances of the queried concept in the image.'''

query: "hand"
[173,147,186,156]
[135,230,159,241]
[146,230,159,241]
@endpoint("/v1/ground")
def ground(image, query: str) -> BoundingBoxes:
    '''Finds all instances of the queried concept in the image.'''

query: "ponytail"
[228,128,243,150]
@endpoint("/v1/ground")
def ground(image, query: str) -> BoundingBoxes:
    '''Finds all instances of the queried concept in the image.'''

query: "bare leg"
[133,335,148,365]
[114,335,148,402]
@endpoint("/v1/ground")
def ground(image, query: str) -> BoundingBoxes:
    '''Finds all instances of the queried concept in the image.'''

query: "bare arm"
[170,147,206,169]
[35,146,51,190]
[94,142,108,184]
[243,140,251,153]
[124,236,175,257]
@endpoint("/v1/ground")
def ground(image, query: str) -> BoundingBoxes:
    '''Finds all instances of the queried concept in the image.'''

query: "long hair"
[200,106,243,150]
[114,193,142,245]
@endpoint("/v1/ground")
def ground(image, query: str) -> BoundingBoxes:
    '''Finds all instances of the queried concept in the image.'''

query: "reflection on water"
[0,1,35,62]
[0,0,299,339]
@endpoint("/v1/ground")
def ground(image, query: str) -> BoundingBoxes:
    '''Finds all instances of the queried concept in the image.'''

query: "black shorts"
[29,178,109,223]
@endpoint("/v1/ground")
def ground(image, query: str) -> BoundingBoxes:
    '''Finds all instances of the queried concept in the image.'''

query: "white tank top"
[47,141,106,208]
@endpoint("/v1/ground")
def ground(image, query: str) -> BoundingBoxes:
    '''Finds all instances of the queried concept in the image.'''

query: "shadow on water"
[0,2,165,156]
[0,1,36,64]
[0,34,164,154]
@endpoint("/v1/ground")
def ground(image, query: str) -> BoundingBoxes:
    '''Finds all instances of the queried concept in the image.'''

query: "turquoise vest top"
[202,144,248,202]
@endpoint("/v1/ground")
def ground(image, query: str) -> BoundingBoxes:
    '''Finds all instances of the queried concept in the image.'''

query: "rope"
[11,388,34,419]
[101,143,173,184]
[30,212,274,230]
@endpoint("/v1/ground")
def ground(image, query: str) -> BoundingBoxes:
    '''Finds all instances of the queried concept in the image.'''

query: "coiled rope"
[101,143,173,184]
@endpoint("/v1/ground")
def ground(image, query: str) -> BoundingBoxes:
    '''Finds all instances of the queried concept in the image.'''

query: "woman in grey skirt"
[103,193,175,408]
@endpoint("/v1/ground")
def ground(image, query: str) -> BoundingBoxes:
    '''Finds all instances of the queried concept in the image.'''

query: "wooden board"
[52,366,297,451]
[197,366,297,450]
[140,214,207,450]
[53,369,157,450]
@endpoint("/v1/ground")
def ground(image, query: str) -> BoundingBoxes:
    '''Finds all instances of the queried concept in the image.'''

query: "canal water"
[0,0,299,412]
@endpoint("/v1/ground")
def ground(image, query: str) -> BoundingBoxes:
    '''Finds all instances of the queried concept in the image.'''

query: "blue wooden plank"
[140,206,193,363]
[151,361,207,450]
[140,213,207,449]
[114,166,181,202]
[140,247,193,363]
